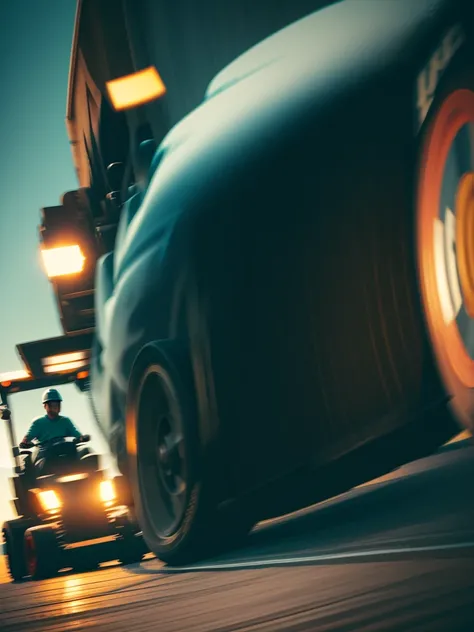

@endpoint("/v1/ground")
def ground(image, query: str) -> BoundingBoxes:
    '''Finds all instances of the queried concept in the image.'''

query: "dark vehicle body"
[37,0,474,562]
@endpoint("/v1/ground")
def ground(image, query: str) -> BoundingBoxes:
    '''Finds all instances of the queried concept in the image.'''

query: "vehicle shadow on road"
[124,446,474,575]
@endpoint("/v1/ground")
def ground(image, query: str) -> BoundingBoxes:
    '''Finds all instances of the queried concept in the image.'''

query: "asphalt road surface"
[0,438,473,632]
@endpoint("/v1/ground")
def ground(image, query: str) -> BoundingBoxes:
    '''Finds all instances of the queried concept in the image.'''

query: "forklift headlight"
[38,489,61,512]
[99,480,116,503]
[41,245,86,278]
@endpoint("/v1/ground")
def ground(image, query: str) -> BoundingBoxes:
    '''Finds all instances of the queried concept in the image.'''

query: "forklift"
[0,333,147,581]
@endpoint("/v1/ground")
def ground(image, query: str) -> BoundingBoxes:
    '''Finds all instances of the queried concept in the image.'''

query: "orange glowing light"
[106,66,166,111]
[41,245,85,278]
[0,370,30,385]
[43,360,88,374]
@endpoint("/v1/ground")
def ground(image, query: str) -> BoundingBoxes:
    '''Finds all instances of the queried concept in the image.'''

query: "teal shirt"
[24,414,82,443]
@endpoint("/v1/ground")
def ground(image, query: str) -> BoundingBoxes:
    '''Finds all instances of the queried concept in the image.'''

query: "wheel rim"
[24,532,37,577]
[418,89,474,389]
[137,365,187,539]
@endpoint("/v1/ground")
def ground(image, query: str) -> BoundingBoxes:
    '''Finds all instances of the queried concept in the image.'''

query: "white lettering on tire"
[434,208,462,324]
[417,25,465,130]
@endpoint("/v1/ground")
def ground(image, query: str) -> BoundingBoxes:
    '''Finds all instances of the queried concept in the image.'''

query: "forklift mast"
[0,331,93,471]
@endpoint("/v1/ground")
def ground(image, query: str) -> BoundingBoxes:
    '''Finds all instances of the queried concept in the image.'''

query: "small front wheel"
[118,534,146,566]
[74,556,100,574]
[24,525,61,580]
[2,519,32,582]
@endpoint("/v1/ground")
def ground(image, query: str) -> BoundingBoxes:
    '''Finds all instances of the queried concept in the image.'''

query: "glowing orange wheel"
[418,89,474,426]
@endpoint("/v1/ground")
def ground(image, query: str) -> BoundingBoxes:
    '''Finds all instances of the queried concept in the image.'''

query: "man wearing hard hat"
[20,388,90,473]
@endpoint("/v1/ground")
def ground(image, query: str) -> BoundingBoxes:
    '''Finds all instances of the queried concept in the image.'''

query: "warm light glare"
[41,245,85,278]
[43,360,88,374]
[0,370,30,384]
[76,370,89,380]
[106,66,166,111]
[99,480,116,503]
[42,351,88,367]
[56,474,88,483]
[38,489,61,512]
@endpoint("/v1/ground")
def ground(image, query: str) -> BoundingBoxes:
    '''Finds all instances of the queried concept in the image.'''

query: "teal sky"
[0,0,110,481]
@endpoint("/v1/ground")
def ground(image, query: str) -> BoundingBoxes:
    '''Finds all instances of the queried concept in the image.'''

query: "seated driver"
[20,389,89,468]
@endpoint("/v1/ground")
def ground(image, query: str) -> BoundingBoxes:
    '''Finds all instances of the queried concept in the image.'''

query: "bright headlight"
[56,473,88,484]
[38,489,61,512]
[99,480,116,503]
[41,245,86,278]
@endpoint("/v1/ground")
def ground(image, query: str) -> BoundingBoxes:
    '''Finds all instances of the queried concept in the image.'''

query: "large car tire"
[24,525,61,580]
[416,48,474,435]
[126,339,254,565]
[2,518,33,582]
